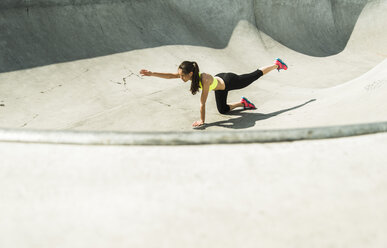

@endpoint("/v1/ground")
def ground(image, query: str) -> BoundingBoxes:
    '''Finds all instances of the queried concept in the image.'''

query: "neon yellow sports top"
[199,73,218,91]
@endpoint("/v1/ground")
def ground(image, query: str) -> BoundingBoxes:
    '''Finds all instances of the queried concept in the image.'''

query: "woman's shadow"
[195,99,316,130]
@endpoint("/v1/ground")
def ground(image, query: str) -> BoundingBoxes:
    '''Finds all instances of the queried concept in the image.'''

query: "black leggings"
[215,69,263,114]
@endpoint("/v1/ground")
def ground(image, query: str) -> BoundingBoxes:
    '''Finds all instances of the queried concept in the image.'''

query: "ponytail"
[179,61,200,95]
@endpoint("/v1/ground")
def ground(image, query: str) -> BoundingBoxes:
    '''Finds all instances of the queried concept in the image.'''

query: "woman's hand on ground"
[140,69,152,76]
[192,120,204,127]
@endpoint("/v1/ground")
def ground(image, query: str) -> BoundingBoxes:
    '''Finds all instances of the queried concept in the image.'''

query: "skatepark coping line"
[0,121,387,146]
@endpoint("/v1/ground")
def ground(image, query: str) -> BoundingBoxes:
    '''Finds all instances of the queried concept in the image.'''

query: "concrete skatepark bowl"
[1,0,387,247]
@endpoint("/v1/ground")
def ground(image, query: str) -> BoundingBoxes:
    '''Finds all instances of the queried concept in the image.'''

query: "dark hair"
[179,61,200,95]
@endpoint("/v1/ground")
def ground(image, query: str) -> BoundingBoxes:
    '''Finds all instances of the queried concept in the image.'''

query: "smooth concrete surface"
[1,0,387,247]
[1,133,387,248]
[0,0,386,132]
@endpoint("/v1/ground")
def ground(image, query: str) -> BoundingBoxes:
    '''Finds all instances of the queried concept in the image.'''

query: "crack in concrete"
[111,70,143,92]
[21,114,39,128]
[40,84,63,94]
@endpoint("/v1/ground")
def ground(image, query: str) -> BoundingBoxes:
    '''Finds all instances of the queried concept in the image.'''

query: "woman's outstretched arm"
[140,69,179,79]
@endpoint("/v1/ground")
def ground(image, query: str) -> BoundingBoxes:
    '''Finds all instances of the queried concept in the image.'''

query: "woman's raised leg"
[261,58,288,74]
[260,64,278,75]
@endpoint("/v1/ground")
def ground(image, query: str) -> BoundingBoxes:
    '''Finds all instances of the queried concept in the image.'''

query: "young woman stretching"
[140,58,288,127]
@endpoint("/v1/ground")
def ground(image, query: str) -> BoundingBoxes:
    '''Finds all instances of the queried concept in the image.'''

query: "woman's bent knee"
[218,106,230,114]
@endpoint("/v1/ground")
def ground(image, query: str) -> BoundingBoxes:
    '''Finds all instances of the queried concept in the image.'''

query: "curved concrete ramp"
[1,1,387,247]
[254,0,369,56]
[0,0,374,72]
[0,0,370,72]
[0,0,386,132]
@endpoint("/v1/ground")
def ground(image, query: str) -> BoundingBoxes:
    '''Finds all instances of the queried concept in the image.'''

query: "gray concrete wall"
[254,0,369,56]
[0,0,369,73]
[0,0,254,72]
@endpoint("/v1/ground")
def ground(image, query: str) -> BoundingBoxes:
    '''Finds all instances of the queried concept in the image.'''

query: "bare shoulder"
[200,73,214,84]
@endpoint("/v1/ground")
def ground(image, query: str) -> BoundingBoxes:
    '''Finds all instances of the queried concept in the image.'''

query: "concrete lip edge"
[0,121,387,146]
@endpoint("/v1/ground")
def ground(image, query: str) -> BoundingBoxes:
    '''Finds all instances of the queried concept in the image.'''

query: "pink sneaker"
[275,58,288,71]
[241,97,256,110]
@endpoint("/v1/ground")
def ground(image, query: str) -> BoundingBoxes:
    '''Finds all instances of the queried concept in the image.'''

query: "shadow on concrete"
[196,99,316,130]
[0,0,368,73]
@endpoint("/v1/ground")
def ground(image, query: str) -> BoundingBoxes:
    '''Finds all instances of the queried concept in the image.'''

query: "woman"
[140,58,288,127]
